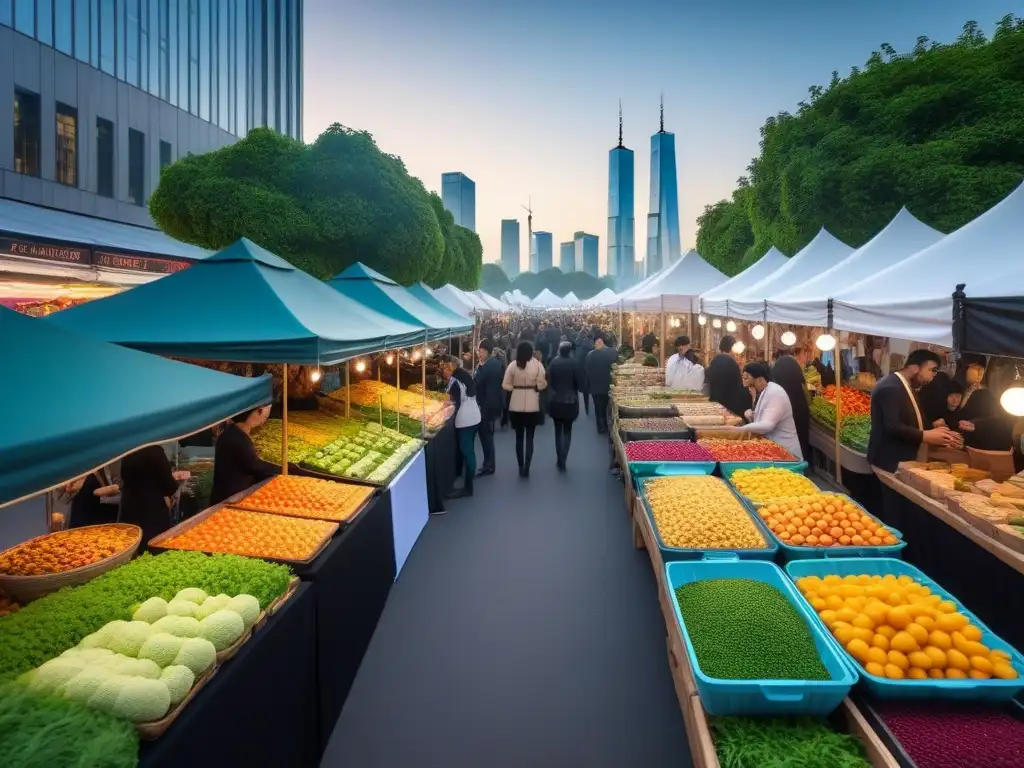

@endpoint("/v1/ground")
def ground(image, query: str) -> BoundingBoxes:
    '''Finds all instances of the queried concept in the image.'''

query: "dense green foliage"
[480,263,614,300]
[696,16,1024,275]
[711,716,871,768]
[150,124,481,287]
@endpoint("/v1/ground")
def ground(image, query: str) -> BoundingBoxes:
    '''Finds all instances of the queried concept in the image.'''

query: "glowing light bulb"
[726,320,737,332]
[751,324,765,340]
[310,369,322,383]
[355,360,367,373]
[712,318,722,329]
[425,348,433,358]
[697,314,707,326]
[732,341,745,354]
[816,333,836,352]
[1000,386,1024,416]
[385,354,394,365]
[780,331,797,347]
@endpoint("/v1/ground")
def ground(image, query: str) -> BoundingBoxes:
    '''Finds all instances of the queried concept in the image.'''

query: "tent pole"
[422,330,428,438]
[345,362,350,419]
[395,351,401,434]
[281,364,289,476]
[660,297,667,365]
[835,333,843,486]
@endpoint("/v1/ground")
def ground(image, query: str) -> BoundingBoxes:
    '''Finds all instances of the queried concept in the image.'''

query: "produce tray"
[148,505,338,567]
[718,459,808,474]
[853,694,1024,768]
[663,558,857,715]
[621,429,693,443]
[628,460,716,478]
[784,558,1024,700]
[637,478,778,562]
[288,462,383,489]
[255,575,300,632]
[136,666,217,741]
[233,476,376,524]
[618,404,679,418]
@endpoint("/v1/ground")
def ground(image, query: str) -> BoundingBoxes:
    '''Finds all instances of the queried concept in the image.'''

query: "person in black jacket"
[705,336,753,418]
[575,332,594,415]
[474,340,504,476]
[210,406,279,504]
[866,349,960,472]
[548,341,582,470]
[771,354,812,464]
[584,334,619,435]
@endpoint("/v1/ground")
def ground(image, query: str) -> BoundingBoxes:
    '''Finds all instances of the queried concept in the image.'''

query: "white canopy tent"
[766,208,945,327]
[601,264,670,307]
[432,283,480,314]
[587,287,618,306]
[562,291,580,306]
[531,288,562,308]
[723,229,854,321]
[621,249,728,313]
[832,181,1024,347]
[699,247,789,317]
[472,290,508,312]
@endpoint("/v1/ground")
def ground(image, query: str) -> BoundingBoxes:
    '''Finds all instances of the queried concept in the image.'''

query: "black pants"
[581,391,590,415]
[592,393,609,434]
[514,425,536,468]
[501,392,511,428]
[477,417,496,470]
[553,419,574,464]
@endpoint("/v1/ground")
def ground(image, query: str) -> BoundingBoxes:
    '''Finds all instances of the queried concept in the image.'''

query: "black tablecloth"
[424,418,457,513]
[140,581,317,768]
[295,490,396,755]
[877,484,1024,652]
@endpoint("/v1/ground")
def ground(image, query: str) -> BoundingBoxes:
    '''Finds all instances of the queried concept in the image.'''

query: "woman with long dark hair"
[502,340,547,477]
[547,341,581,470]
[771,354,812,463]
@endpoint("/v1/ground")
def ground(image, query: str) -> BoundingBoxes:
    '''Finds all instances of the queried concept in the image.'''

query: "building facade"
[441,171,475,232]
[1,0,303,234]
[558,240,573,272]
[500,218,519,277]
[530,231,552,273]
[646,103,681,278]
[607,107,634,289]
[573,231,598,277]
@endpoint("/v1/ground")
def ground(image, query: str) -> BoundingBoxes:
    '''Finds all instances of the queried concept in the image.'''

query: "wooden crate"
[632,495,667,598]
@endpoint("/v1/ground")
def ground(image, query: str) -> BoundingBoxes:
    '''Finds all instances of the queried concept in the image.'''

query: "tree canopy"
[149,124,481,287]
[696,16,1024,276]
[480,263,615,300]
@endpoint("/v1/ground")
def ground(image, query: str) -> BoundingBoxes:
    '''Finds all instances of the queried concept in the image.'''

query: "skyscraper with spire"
[645,94,681,277]
[607,100,636,290]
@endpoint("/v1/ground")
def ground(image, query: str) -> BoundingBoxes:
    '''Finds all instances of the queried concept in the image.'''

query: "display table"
[140,581,317,768]
[873,468,1024,650]
[295,489,396,755]
[388,448,429,577]
[424,417,457,513]
[809,422,872,474]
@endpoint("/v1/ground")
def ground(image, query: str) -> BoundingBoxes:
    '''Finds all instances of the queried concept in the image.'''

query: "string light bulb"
[751,324,765,340]
[732,341,745,355]
[697,314,707,326]
[1001,364,1024,416]
[712,318,722,329]
[425,348,433,358]
[815,333,837,352]
[355,360,367,373]
[780,331,797,346]
[385,354,394,365]
[726,320,737,333]
[310,368,322,383]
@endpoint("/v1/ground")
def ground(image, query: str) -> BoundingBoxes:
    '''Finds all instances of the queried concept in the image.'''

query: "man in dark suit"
[584,334,619,435]
[866,348,960,472]
[474,340,505,476]
[575,331,594,415]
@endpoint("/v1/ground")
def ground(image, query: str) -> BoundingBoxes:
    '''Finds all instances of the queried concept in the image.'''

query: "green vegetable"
[138,633,184,667]
[198,610,245,651]
[107,676,171,722]
[674,578,830,681]
[160,665,195,706]
[0,681,139,768]
[810,398,871,452]
[171,637,217,676]
[712,716,871,768]
[150,615,201,638]
[0,551,290,680]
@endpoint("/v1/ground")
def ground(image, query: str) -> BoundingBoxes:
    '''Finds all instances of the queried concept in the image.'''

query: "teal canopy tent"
[0,307,272,507]
[405,282,475,329]
[46,239,425,364]
[327,264,473,341]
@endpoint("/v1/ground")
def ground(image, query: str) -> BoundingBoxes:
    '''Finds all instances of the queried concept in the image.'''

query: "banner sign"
[1,237,194,274]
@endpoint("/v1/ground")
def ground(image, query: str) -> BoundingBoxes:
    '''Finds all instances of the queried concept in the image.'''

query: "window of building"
[90,0,100,67]
[0,2,11,26]
[56,0,74,54]
[116,0,127,80]
[234,0,246,135]
[96,117,114,198]
[177,0,188,108]
[217,0,228,131]
[55,103,78,186]
[127,0,140,87]
[166,0,177,105]
[100,0,114,74]
[198,0,209,121]
[159,139,171,169]
[13,89,41,177]
[187,0,198,115]
[147,0,159,96]
[14,0,34,37]
[73,0,89,61]
[37,0,53,45]
[128,128,145,205]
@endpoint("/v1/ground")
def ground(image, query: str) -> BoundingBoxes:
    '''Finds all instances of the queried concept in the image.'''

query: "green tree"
[150,124,461,284]
[695,18,1024,273]
[479,263,512,296]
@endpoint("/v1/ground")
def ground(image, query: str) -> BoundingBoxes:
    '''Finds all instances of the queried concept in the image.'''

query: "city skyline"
[441,171,476,232]
[500,218,520,276]
[607,100,636,288]
[558,241,574,273]
[645,95,681,278]
[530,231,553,272]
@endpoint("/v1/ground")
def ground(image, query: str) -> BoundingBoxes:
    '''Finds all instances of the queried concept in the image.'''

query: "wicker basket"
[0,523,142,604]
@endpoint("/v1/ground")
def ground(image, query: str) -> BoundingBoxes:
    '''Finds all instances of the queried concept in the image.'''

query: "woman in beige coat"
[503,340,547,477]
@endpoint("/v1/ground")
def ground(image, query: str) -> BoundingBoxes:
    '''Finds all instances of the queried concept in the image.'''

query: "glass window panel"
[14,0,34,36]
[177,0,187,107]
[96,116,114,197]
[234,0,245,135]
[128,127,144,205]
[198,0,208,120]
[217,0,227,130]
[56,0,73,54]
[116,0,125,79]
[55,103,78,186]
[100,0,114,74]
[138,0,147,90]
[265,0,274,130]
[292,0,300,139]
[0,1,11,28]
[166,0,176,104]
[187,0,196,114]
[37,0,52,44]
[159,139,171,169]
[73,0,89,59]
[127,0,139,86]
[148,0,159,94]
[13,89,41,176]
[90,0,99,66]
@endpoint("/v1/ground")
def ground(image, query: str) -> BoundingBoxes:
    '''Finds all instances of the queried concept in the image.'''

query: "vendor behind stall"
[119,446,190,545]
[210,406,279,505]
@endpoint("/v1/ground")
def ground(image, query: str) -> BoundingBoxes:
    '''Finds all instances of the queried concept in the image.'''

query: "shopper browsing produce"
[441,356,481,499]
[719,362,803,461]
[210,406,279,505]
[772,354,812,461]
[705,335,752,419]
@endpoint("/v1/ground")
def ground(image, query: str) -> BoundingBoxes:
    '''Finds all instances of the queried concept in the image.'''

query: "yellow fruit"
[905,623,930,646]
[887,650,910,671]
[852,614,875,631]
[811,598,828,612]
[835,607,858,624]
[834,626,856,646]
[907,651,933,670]
[847,638,871,663]
[819,609,838,626]
[923,647,947,669]
[936,612,968,633]
[872,633,890,652]
[876,625,897,640]
[928,630,952,650]
[891,631,920,654]
[970,656,994,674]
[866,647,888,666]
[864,603,889,626]
[929,668,945,679]
[908,667,928,680]
[961,624,982,642]
[884,663,906,679]
[865,661,886,677]
[952,632,990,657]
[914,615,936,631]
[947,649,971,671]
[993,663,1019,680]
[945,668,967,679]
[936,600,958,613]
[969,669,991,680]
[991,649,1011,663]
[888,606,912,630]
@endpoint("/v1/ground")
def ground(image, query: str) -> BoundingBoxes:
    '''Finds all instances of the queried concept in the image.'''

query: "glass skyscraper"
[500,218,520,276]
[646,101,681,278]
[558,240,574,272]
[531,231,552,272]
[573,231,598,277]
[607,106,635,289]
[441,171,476,232]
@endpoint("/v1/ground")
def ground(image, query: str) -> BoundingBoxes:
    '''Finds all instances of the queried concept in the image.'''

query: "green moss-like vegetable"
[0,551,290,680]
[711,716,871,768]
[0,681,139,768]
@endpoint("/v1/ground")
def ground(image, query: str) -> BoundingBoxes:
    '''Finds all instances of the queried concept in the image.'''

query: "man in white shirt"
[727,361,804,460]
[665,335,705,392]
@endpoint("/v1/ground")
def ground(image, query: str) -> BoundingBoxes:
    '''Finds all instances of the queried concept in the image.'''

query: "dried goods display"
[624,441,714,462]
[869,700,1024,768]
[643,476,768,550]
[675,578,830,680]
[234,475,373,522]
[728,467,819,503]
[250,418,318,464]
[698,437,796,462]
[157,508,335,563]
[794,572,1020,681]
[758,494,900,548]
[328,380,451,428]
[406,383,449,402]
[710,717,871,768]
[619,417,690,433]
[0,526,139,576]
[0,587,20,616]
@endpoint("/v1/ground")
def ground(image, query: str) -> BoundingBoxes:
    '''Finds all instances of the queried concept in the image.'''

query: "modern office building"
[645,96,681,278]
[500,218,520,277]
[530,231,552,272]
[558,240,573,272]
[607,102,635,289]
[441,171,475,232]
[573,231,598,277]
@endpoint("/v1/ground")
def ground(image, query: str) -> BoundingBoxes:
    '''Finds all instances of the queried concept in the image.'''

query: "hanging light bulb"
[412,350,421,362]
[726,320,737,333]
[712,318,722,329]
[385,354,394,365]
[355,360,367,373]
[751,324,765,340]
[310,368,322,383]
[698,314,707,326]
[425,348,433,358]
[780,331,797,346]
[732,341,745,355]
[816,333,837,352]
[1001,386,1024,416]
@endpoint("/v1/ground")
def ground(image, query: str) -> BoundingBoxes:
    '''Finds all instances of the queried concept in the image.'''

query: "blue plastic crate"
[628,460,716,478]
[637,476,778,562]
[719,460,808,475]
[664,558,857,715]
[720,463,820,507]
[784,558,1024,701]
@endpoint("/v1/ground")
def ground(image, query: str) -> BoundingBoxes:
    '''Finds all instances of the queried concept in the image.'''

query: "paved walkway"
[321,410,690,767]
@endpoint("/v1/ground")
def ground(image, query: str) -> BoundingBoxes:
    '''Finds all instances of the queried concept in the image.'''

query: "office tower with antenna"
[607,100,636,289]
[645,93,681,277]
